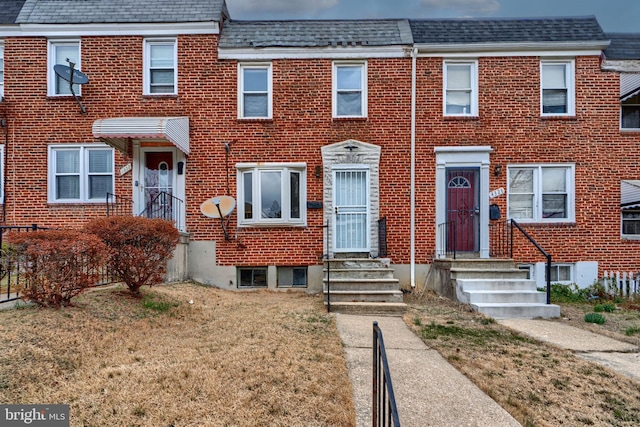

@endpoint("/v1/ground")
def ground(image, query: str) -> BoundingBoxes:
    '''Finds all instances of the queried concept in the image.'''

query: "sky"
[227,0,637,33]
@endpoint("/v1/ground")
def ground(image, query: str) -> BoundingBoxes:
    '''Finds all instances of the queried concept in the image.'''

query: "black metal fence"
[0,225,116,304]
[378,217,388,258]
[373,321,401,427]
[106,191,185,232]
[436,220,456,259]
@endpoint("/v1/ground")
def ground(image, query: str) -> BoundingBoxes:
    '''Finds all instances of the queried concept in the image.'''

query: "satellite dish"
[201,196,236,218]
[54,64,89,85]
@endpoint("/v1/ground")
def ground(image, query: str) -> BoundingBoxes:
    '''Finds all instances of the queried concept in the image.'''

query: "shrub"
[593,303,616,313]
[85,216,180,295]
[5,230,107,307]
[584,313,606,325]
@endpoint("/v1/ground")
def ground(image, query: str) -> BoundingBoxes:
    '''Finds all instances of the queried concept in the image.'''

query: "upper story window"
[508,164,575,223]
[238,63,272,119]
[443,61,478,116]
[48,40,80,96]
[621,94,640,130]
[144,39,177,95]
[333,62,367,118]
[237,163,306,227]
[0,44,4,99]
[541,60,575,116]
[48,144,114,203]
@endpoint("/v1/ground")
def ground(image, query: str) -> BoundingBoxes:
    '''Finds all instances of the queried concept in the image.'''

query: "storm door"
[446,168,480,252]
[333,168,370,253]
[139,151,175,221]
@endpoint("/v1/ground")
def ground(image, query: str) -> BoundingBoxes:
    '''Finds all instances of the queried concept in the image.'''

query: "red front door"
[446,168,479,252]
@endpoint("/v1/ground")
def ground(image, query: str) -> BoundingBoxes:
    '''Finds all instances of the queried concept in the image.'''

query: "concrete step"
[324,289,404,303]
[464,290,547,304]
[323,268,396,280]
[446,259,519,269]
[456,278,538,292]
[471,303,560,319]
[451,268,529,280]
[325,258,391,270]
[324,278,401,291]
[324,301,407,316]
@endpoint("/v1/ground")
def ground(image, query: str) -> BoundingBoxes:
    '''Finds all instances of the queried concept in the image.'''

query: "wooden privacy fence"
[602,271,640,298]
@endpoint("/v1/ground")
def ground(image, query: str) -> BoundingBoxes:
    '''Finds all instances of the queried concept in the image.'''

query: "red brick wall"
[414,55,640,273]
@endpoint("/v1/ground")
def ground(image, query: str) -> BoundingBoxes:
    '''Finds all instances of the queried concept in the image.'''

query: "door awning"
[621,73,640,101]
[621,180,640,210]
[92,117,190,155]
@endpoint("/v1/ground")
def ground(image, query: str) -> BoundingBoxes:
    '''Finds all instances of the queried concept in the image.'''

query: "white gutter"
[410,47,417,288]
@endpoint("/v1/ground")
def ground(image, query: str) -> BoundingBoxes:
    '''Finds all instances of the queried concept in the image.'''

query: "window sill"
[620,128,640,133]
[237,118,273,123]
[142,94,178,99]
[540,115,577,121]
[443,115,479,121]
[332,117,368,122]
[238,222,307,228]
[621,235,640,241]
[47,95,82,100]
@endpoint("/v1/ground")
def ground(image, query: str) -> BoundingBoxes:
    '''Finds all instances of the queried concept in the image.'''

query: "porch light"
[494,165,502,176]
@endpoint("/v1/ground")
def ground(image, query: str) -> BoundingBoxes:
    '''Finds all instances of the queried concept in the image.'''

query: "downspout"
[410,47,417,288]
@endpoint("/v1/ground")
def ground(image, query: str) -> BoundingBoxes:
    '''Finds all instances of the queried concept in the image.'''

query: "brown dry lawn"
[0,283,355,427]
[405,291,640,427]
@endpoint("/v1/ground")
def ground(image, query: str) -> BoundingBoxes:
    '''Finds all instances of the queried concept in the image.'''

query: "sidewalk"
[498,319,640,383]
[335,314,521,427]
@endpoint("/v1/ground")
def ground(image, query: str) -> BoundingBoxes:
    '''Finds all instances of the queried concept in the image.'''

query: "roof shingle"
[409,16,607,45]
[605,33,640,60]
[0,0,26,24]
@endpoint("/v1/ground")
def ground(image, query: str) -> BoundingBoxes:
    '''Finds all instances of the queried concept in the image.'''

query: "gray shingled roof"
[410,16,607,45]
[605,33,640,60]
[0,0,26,24]
[15,0,228,24]
[219,19,413,48]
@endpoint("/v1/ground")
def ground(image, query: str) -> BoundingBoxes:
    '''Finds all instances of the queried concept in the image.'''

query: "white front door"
[333,168,370,253]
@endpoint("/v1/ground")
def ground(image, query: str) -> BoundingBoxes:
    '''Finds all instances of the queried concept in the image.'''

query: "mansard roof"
[15,0,229,24]
[219,19,414,48]
[0,0,26,24]
[409,16,607,45]
[605,33,640,60]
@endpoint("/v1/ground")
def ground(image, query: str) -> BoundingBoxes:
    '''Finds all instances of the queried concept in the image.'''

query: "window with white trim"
[621,93,640,129]
[237,163,306,226]
[443,60,478,116]
[238,63,272,119]
[0,44,4,99]
[48,40,80,96]
[622,209,640,236]
[48,144,114,203]
[547,264,573,283]
[508,165,574,222]
[541,60,575,116]
[144,39,177,95]
[333,62,367,118]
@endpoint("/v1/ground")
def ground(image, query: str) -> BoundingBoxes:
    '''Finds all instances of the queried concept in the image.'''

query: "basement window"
[277,267,307,288]
[238,267,267,288]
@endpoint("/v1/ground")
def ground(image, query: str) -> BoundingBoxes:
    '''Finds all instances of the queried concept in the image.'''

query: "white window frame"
[547,264,573,284]
[143,38,177,95]
[443,60,478,116]
[48,39,81,97]
[0,43,4,99]
[622,209,640,238]
[540,60,575,117]
[236,162,306,227]
[48,144,115,204]
[333,61,367,118]
[238,62,272,119]
[507,164,575,223]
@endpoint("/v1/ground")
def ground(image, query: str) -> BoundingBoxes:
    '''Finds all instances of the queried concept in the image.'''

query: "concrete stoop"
[448,259,560,319]
[323,258,406,315]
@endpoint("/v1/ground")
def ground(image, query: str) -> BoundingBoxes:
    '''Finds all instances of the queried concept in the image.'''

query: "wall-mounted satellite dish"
[201,195,236,240]
[53,59,89,114]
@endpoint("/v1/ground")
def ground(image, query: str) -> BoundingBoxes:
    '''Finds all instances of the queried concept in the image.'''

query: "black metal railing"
[510,219,552,305]
[489,219,511,258]
[436,220,456,259]
[373,321,401,427]
[378,217,388,258]
[106,191,185,232]
[106,193,134,217]
[0,225,116,304]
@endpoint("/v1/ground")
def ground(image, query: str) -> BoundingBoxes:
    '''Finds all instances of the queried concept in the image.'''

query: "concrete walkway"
[335,314,521,427]
[498,319,640,383]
